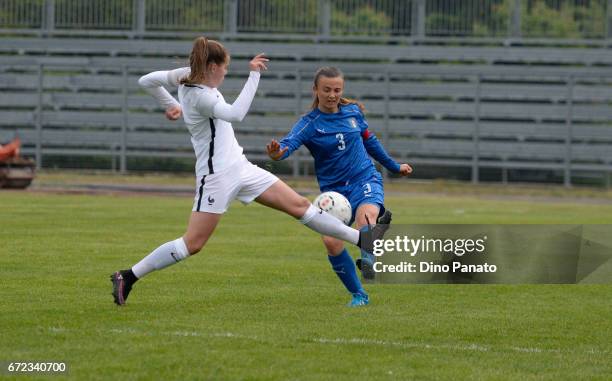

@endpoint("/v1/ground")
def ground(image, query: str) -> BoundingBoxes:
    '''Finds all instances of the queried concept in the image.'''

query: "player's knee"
[355,212,378,228]
[292,196,312,218]
[297,196,311,209]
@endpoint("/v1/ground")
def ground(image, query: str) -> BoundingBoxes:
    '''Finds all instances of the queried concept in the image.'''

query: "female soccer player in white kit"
[110,37,386,306]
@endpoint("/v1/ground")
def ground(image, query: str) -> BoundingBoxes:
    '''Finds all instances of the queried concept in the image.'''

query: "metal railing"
[0,0,610,41]
[2,60,611,186]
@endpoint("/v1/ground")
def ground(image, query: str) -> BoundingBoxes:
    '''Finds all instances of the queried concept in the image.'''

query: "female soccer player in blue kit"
[267,67,412,306]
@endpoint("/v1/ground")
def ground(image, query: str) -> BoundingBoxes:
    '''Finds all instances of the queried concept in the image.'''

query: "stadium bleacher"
[0,37,611,184]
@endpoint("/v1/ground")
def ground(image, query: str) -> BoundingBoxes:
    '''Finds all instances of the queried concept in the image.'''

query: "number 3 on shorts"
[363,183,372,196]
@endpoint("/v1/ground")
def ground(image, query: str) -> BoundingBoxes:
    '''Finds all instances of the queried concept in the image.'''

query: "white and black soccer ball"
[313,191,352,225]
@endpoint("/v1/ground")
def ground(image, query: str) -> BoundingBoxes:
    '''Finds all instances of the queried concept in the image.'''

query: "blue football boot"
[348,292,369,307]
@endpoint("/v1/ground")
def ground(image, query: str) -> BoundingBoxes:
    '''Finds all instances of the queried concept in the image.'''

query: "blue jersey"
[279,103,400,190]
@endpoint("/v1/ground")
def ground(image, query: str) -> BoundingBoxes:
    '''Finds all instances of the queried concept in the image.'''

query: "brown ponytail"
[180,36,229,86]
[310,66,365,112]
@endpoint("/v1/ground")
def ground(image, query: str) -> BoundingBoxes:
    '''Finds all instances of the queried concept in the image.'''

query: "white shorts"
[192,158,279,214]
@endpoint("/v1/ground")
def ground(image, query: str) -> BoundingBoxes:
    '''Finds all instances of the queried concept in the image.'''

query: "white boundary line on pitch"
[314,337,564,354]
[47,327,608,356]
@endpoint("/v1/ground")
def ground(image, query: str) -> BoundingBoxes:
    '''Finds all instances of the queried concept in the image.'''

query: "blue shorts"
[325,172,384,226]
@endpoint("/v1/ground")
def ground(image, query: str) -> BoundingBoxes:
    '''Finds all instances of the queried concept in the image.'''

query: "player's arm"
[363,130,412,175]
[138,67,189,120]
[362,129,412,176]
[201,54,268,123]
[267,119,311,161]
[203,71,259,122]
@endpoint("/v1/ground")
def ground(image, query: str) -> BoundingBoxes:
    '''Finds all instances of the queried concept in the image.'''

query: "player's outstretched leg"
[255,180,390,259]
[255,180,360,242]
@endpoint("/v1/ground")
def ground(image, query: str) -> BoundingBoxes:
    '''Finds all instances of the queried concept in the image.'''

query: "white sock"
[132,237,190,279]
[300,205,359,245]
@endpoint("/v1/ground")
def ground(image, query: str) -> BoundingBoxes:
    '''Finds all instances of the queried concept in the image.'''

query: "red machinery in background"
[0,137,35,189]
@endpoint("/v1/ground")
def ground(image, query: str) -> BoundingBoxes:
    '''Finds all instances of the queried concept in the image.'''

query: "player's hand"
[399,163,413,176]
[266,139,288,161]
[249,53,269,72]
[165,105,182,121]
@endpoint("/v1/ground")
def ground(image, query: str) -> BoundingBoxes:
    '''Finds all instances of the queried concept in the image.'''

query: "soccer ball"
[313,191,352,225]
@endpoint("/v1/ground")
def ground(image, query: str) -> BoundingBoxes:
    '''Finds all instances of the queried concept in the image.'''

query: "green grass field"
[1,188,611,380]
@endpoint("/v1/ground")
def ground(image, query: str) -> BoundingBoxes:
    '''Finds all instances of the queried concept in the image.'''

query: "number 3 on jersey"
[336,133,346,151]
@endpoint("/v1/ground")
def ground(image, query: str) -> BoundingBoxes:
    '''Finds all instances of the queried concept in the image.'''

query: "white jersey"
[178,83,244,175]
[138,68,260,176]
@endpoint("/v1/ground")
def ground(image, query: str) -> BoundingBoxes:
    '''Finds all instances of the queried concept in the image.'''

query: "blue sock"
[328,249,366,296]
